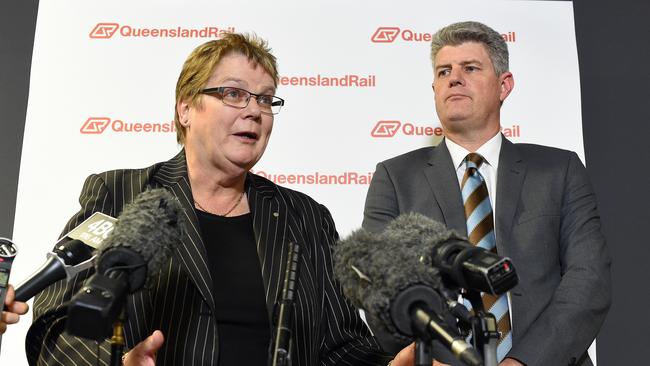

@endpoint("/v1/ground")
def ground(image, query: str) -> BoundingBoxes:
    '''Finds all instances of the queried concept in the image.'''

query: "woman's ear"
[177,99,191,127]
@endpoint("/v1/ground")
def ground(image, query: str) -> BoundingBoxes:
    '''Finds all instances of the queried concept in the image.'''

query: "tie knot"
[465,153,485,170]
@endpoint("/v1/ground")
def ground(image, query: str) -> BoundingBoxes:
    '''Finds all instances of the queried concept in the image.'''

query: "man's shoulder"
[514,142,572,154]
[511,142,579,164]
[381,146,436,167]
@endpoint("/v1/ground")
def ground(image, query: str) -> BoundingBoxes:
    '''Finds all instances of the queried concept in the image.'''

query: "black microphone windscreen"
[96,188,184,289]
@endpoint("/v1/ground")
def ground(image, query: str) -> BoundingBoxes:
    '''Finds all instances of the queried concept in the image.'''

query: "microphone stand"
[110,308,126,366]
[392,285,482,366]
[463,291,499,366]
[269,242,301,366]
[414,339,433,366]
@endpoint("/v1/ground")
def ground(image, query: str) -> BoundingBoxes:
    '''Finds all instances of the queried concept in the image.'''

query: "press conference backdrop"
[4,0,590,364]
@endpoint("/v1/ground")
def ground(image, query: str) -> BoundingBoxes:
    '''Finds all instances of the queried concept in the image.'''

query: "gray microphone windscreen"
[383,212,462,267]
[383,213,451,246]
[334,219,442,344]
[96,188,184,289]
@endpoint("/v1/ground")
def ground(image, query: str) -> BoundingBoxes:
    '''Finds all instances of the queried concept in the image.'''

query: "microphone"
[334,224,482,366]
[270,242,301,366]
[384,213,518,296]
[66,188,184,341]
[14,212,117,302]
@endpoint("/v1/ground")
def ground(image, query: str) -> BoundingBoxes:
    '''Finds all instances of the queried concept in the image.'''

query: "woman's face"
[178,53,276,174]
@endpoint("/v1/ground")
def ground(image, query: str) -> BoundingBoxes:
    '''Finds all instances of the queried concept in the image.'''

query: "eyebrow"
[435,59,484,71]
[216,77,247,86]
[215,77,276,94]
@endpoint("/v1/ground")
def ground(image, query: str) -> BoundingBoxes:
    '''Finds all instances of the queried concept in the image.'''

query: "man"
[363,21,611,366]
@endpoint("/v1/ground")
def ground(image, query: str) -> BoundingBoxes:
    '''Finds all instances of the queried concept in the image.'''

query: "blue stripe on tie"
[461,174,482,197]
[487,295,509,320]
[475,231,496,250]
[466,198,492,234]
[467,160,480,170]
[497,331,512,362]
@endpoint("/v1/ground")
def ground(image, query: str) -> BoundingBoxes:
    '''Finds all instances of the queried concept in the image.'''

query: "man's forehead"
[434,42,491,65]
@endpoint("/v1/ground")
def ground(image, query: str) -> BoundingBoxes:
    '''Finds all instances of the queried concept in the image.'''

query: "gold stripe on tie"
[496,312,512,345]
[482,292,498,311]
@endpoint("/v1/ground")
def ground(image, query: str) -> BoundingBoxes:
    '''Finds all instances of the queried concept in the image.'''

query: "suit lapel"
[495,137,526,255]
[423,140,468,235]
[246,174,302,321]
[150,152,300,323]
[152,150,216,314]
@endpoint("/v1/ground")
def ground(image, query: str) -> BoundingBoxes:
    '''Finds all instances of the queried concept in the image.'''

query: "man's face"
[178,53,276,172]
[432,42,512,139]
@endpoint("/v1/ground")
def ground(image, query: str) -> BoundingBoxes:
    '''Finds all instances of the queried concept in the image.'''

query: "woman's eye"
[258,96,273,105]
[225,89,242,98]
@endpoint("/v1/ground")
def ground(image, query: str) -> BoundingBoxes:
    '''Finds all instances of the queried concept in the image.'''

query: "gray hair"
[430,21,509,76]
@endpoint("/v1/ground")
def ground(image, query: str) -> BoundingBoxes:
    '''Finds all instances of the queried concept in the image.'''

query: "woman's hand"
[122,330,165,366]
[389,342,451,366]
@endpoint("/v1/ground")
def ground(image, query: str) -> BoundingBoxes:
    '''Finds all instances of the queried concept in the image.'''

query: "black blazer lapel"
[149,153,307,324]
[246,174,303,322]
[152,150,216,315]
[495,137,526,256]
[423,140,468,235]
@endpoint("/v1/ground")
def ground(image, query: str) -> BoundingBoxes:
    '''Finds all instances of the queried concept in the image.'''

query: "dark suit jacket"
[28,150,390,366]
[363,137,611,366]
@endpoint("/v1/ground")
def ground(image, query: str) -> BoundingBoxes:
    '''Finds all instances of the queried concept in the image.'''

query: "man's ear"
[499,72,514,102]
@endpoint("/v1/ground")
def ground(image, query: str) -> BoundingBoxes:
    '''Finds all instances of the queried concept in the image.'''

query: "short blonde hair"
[174,33,279,144]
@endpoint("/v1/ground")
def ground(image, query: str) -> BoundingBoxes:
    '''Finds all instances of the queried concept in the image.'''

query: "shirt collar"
[445,133,502,171]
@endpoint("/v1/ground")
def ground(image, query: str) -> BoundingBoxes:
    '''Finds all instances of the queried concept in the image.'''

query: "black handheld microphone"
[384,213,518,296]
[14,212,117,302]
[270,242,301,366]
[66,188,184,341]
[334,225,482,366]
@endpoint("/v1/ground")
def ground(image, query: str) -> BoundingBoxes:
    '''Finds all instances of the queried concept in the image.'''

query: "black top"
[196,209,270,366]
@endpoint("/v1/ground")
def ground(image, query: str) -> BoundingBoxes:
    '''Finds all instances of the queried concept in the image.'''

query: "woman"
[29,33,393,366]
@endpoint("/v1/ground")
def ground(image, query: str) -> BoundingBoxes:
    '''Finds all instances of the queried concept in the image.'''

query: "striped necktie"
[461,153,512,361]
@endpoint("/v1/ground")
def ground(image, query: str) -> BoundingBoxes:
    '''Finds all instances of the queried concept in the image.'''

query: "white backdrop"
[7,0,588,364]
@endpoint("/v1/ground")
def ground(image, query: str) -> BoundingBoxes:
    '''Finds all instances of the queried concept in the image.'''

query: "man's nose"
[448,68,465,87]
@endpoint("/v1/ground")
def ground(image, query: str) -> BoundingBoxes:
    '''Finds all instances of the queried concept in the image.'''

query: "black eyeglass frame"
[200,86,285,115]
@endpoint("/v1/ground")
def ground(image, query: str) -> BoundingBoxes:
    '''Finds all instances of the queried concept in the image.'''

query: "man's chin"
[441,115,472,128]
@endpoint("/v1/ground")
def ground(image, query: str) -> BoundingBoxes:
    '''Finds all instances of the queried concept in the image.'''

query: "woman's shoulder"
[247,172,327,213]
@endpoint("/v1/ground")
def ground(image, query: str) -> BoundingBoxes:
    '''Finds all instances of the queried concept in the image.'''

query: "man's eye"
[465,66,478,72]
[438,69,450,77]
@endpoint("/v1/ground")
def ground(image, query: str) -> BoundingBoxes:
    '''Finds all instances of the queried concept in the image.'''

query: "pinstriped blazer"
[28,150,390,366]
